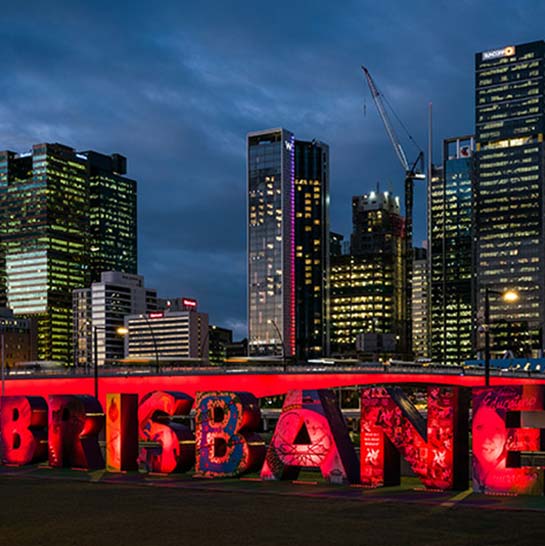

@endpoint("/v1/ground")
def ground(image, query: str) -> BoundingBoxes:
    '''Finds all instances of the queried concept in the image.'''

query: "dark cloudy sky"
[1,1,544,338]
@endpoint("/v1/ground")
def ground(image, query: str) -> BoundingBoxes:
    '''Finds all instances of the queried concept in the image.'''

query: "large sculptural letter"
[0,396,48,465]
[472,386,545,495]
[48,395,104,469]
[261,390,359,484]
[106,393,138,472]
[138,391,194,473]
[195,391,265,477]
[360,386,468,490]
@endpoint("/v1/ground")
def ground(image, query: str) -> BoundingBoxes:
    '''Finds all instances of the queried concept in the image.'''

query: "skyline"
[2,1,545,338]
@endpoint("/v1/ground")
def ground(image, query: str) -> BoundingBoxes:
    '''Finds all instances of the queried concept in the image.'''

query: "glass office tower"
[430,136,474,365]
[475,41,545,356]
[247,128,329,360]
[0,143,137,363]
[330,190,405,354]
[85,152,137,281]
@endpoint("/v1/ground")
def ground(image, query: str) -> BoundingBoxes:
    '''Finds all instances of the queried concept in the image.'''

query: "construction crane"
[361,65,425,359]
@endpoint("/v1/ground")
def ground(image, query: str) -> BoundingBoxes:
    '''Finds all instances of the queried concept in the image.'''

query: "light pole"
[140,314,160,373]
[269,319,287,371]
[483,287,519,387]
[92,325,128,399]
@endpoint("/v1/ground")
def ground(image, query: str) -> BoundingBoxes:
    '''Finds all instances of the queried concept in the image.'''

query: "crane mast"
[361,65,425,359]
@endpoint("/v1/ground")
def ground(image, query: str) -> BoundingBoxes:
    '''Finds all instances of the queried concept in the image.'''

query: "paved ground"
[1,467,545,545]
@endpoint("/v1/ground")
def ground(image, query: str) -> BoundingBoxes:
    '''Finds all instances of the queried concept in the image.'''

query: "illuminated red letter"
[195,391,265,477]
[261,390,359,484]
[138,391,194,473]
[0,396,48,465]
[360,386,468,490]
[106,393,138,472]
[472,386,545,495]
[48,395,104,469]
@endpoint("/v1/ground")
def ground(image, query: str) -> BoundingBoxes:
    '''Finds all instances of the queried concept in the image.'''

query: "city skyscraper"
[475,41,545,356]
[0,143,137,363]
[73,272,157,367]
[330,190,405,354]
[247,128,329,360]
[412,247,430,358]
[430,136,474,365]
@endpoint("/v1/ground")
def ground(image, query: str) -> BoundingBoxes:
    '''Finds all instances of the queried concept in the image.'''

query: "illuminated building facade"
[412,247,429,358]
[208,325,233,365]
[86,152,137,281]
[0,307,37,367]
[330,191,405,353]
[124,308,209,362]
[430,136,474,365]
[73,272,157,367]
[0,143,137,363]
[247,129,329,360]
[475,41,545,356]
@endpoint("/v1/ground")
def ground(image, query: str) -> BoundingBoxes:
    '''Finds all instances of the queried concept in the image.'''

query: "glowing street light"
[483,287,520,386]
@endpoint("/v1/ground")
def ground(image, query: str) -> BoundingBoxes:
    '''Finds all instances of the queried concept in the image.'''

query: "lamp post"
[269,319,287,371]
[483,287,519,387]
[141,314,160,373]
[92,325,102,399]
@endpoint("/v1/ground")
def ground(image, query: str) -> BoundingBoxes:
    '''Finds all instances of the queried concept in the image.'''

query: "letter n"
[360,386,469,490]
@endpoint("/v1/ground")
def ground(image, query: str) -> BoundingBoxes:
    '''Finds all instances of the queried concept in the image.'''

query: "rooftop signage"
[482,46,515,61]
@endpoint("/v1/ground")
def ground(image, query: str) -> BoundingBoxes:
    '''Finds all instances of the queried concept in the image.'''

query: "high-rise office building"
[208,325,233,365]
[430,136,474,365]
[73,272,157,367]
[124,307,209,362]
[411,247,429,358]
[86,152,137,281]
[247,129,329,360]
[475,42,545,356]
[0,143,137,363]
[330,190,405,353]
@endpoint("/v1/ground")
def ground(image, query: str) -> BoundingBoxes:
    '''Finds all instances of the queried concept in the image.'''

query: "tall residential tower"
[247,129,329,360]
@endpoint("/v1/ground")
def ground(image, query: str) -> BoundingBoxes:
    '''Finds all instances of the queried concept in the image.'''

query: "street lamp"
[92,325,129,399]
[140,314,160,373]
[268,319,287,371]
[119,316,160,373]
[483,287,519,386]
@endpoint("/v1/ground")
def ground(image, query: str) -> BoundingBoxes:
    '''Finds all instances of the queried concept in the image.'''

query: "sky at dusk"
[1,1,544,338]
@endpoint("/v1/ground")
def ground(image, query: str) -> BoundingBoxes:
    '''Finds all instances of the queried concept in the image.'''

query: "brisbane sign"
[1,384,545,496]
